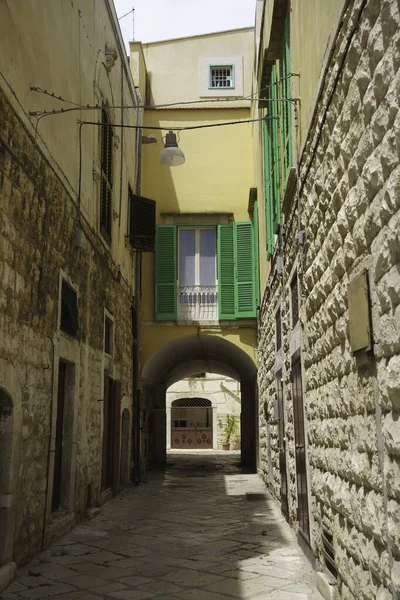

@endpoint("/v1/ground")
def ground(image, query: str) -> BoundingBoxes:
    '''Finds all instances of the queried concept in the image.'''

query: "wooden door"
[276,371,289,519]
[52,361,66,512]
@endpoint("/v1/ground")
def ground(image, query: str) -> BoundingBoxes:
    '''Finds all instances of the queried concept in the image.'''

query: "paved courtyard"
[1,452,323,600]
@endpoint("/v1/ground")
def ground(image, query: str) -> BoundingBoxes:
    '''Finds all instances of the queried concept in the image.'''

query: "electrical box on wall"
[347,270,372,353]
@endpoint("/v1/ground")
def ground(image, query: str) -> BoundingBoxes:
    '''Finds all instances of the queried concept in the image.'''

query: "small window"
[60,280,78,338]
[210,66,234,89]
[104,315,114,355]
[275,308,282,351]
[290,272,299,328]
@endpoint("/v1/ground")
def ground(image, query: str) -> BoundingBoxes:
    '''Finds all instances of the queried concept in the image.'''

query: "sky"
[114,0,256,51]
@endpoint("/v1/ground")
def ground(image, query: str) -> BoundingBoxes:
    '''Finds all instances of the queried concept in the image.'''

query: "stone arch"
[142,334,257,469]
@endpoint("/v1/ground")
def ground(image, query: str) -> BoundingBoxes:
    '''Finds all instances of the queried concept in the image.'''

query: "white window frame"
[209,65,235,89]
[199,56,244,98]
[177,227,218,322]
[178,227,217,287]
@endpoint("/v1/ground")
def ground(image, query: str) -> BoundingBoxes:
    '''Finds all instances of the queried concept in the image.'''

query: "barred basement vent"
[321,528,337,578]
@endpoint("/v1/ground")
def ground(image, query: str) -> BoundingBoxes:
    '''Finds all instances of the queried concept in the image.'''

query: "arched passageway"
[142,335,258,470]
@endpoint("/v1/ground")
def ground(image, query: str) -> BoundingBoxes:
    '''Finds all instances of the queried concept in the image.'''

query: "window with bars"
[100,108,113,244]
[291,271,299,328]
[210,66,234,89]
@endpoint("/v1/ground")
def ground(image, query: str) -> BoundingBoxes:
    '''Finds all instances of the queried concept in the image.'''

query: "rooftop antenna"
[132,7,135,41]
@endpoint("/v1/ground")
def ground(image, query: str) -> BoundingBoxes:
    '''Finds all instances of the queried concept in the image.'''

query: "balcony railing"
[178,285,218,321]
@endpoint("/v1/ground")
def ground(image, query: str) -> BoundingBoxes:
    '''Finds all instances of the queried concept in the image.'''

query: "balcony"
[177,285,218,321]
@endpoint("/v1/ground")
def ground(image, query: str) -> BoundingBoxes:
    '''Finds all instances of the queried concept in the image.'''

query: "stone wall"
[258,0,399,598]
[0,86,134,565]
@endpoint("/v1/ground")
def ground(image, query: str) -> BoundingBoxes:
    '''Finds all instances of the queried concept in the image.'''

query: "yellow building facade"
[131,29,259,468]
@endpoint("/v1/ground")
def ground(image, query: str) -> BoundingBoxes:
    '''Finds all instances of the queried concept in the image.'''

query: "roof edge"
[142,26,255,47]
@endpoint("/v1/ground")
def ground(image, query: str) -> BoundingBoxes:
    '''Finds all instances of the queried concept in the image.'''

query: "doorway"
[291,352,310,540]
[102,373,121,494]
[52,360,75,513]
[276,370,289,519]
[171,398,212,449]
[120,408,130,486]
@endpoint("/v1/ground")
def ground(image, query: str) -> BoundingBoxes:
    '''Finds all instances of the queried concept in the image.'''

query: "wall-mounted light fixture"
[159,130,185,167]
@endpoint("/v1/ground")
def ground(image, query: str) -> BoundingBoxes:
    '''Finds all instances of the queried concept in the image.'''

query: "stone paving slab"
[1,452,323,600]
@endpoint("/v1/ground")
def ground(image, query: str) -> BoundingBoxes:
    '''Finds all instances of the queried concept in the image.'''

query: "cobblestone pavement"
[1,452,323,600]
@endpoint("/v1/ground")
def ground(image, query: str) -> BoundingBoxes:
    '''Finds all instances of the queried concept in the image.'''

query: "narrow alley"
[1,453,322,600]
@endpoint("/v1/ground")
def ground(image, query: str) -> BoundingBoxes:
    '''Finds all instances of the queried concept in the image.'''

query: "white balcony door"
[178,228,217,321]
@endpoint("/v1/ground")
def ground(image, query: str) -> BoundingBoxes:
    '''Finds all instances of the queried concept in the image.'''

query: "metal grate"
[322,528,337,578]
[210,66,233,88]
[172,398,212,408]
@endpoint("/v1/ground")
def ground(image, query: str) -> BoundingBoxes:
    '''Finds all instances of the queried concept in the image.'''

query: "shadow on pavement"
[1,452,321,600]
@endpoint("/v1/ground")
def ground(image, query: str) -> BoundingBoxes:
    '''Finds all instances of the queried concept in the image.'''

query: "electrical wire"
[78,115,278,134]
[28,74,299,118]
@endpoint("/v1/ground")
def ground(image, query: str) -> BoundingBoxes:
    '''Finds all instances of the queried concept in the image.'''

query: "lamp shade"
[159,131,185,166]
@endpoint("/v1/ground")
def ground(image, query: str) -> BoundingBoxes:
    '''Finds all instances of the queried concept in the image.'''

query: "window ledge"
[143,320,257,328]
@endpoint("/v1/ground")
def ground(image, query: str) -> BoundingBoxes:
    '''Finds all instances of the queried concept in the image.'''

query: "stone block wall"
[258,0,399,598]
[0,87,134,565]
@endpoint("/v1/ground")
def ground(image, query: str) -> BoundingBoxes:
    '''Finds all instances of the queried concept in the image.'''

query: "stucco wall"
[258,0,400,598]
[0,0,137,284]
[142,29,254,107]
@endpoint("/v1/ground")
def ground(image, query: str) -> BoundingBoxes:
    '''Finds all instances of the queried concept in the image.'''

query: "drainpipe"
[133,86,142,484]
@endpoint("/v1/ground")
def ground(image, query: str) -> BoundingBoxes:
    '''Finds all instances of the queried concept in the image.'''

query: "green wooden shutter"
[218,225,235,320]
[155,225,176,321]
[264,120,274,258]
[270,65,280,234]
[253,201,260,308]
[234,222,256,318]
[280,15,292,187]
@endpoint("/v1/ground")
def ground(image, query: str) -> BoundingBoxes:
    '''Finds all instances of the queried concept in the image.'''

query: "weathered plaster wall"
[258,0,400,598]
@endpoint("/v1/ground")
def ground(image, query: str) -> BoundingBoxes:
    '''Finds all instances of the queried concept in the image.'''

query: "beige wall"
[0,0,138,284]
[140,107,253,325]
[142,28,254,108]
[291,0,346,145]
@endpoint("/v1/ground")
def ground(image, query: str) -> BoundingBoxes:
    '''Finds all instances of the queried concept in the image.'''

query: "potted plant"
[223,414,238,450]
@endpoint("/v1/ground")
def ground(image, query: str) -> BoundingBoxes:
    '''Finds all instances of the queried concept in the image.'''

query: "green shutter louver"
[218,225,235,320]
[155,225,177,321]
[253,201,260,308]
[280,15,292,187]
[234,222,256,318]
